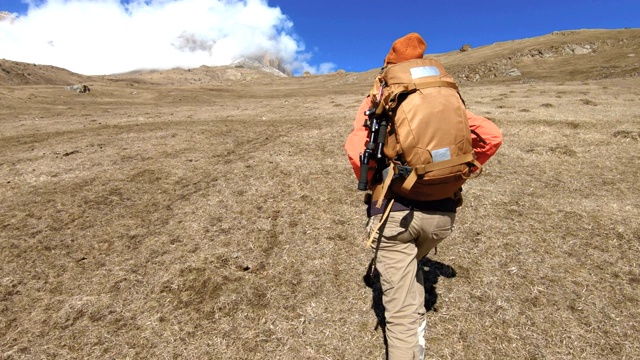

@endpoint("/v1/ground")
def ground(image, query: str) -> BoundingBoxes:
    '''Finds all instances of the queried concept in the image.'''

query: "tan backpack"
[369,57,482,206]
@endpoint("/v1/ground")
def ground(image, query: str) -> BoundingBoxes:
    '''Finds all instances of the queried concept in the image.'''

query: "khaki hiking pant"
[368,209,456,360]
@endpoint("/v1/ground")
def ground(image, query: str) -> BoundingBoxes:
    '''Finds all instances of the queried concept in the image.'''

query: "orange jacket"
[345,96,502,180]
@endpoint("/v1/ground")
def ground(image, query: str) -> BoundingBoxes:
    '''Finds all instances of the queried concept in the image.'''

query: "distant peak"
[0,11,17,24]
[231,57,290,77]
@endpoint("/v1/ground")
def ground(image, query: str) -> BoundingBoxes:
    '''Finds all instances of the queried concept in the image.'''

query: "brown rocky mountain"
[0,59,90,86]
[0,11,17,23]
[436,28,639,83]
[257,53,292,76]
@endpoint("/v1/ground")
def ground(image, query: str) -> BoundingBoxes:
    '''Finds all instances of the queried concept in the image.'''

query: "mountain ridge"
[1,28,638,86]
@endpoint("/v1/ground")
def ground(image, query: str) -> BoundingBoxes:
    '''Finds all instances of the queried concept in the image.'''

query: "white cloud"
[0,0,329,75]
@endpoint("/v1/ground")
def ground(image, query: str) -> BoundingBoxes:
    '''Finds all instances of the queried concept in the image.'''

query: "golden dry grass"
[1,29,639,359]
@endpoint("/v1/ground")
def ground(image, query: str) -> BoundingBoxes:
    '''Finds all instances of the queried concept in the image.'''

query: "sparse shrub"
[580,98,598,106]
[550,145,577,156]
[540,103,554,108]
[612,130,640,140]
[519,108,531,112]
[567,121,581,129]
[530,119,581,129]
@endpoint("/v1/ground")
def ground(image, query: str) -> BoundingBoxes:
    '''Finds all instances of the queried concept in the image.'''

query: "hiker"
[344,33,502,359]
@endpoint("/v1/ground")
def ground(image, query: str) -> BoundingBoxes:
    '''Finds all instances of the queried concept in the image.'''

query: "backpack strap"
[410,80,459,91]
[365,198,395,248]
[382,80,459,111]
[370,154,482,205]
[401,153,482,191]
[391,80,459,95]
[372,162,401,208]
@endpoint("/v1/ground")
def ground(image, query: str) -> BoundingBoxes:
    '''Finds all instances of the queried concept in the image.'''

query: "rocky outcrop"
[452,39,624,82]
[65,84,91,93]
[259,53,292,77]
[562,44,593,55]
[231,58,288,77]
[0,11,17,24]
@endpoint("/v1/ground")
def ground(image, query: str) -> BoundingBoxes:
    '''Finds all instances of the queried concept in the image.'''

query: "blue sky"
[1,0,638,75]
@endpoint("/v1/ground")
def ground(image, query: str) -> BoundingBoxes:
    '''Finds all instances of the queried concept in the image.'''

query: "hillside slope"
[0,59,89,86]
[435,28,640,83]
[1,28,638,86]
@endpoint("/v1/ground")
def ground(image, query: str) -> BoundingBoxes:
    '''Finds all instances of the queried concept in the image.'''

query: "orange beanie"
[384,33,427,66]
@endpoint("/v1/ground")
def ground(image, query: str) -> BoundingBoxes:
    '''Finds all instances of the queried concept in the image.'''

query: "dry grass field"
[1,29,639,359]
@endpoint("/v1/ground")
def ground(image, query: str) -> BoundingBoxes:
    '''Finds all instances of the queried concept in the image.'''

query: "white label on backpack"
[410,66,440,79]
[432,148,451,162]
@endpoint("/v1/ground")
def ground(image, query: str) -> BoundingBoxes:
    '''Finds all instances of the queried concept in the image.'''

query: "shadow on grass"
[363,257,457,333]
[420,258,457,312]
